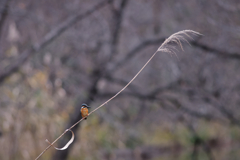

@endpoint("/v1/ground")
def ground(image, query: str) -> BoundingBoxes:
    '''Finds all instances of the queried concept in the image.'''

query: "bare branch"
[108,0,129,61]
[191,41,240,60]
[109,35,240,76]
[0,0,112,85]
[172,84,240,127]
[108,38,165,72]
[0,0,10,38]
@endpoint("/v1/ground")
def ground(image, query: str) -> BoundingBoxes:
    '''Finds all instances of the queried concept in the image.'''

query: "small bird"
[81,103,91,120]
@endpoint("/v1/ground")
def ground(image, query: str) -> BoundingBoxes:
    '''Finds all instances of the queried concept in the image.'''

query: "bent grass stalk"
[35,30,201,160]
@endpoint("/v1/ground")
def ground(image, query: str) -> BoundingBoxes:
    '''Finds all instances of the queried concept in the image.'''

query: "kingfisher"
[81,103,91,120]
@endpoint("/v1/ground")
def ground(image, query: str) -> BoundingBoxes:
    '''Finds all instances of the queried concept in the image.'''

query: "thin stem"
[35,30,201,160]
[35,50,158,160]
[89,51,158,115]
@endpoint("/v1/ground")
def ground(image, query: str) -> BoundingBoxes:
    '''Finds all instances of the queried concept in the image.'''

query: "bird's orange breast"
[81,107,89,118]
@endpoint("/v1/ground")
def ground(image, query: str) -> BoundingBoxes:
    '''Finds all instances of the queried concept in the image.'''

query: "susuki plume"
[35,30,202,160]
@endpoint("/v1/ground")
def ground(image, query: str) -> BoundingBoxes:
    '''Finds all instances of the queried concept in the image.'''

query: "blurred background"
[1,0,240,160]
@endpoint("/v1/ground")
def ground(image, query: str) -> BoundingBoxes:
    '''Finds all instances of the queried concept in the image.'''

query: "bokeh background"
[1,0,240,160]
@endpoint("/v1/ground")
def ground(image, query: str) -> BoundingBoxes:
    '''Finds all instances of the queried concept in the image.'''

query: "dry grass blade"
[46,129,74,150]
[35,30,201,160]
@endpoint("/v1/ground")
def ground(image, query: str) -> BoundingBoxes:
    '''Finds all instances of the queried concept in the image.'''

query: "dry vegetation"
[1,0,240,160]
